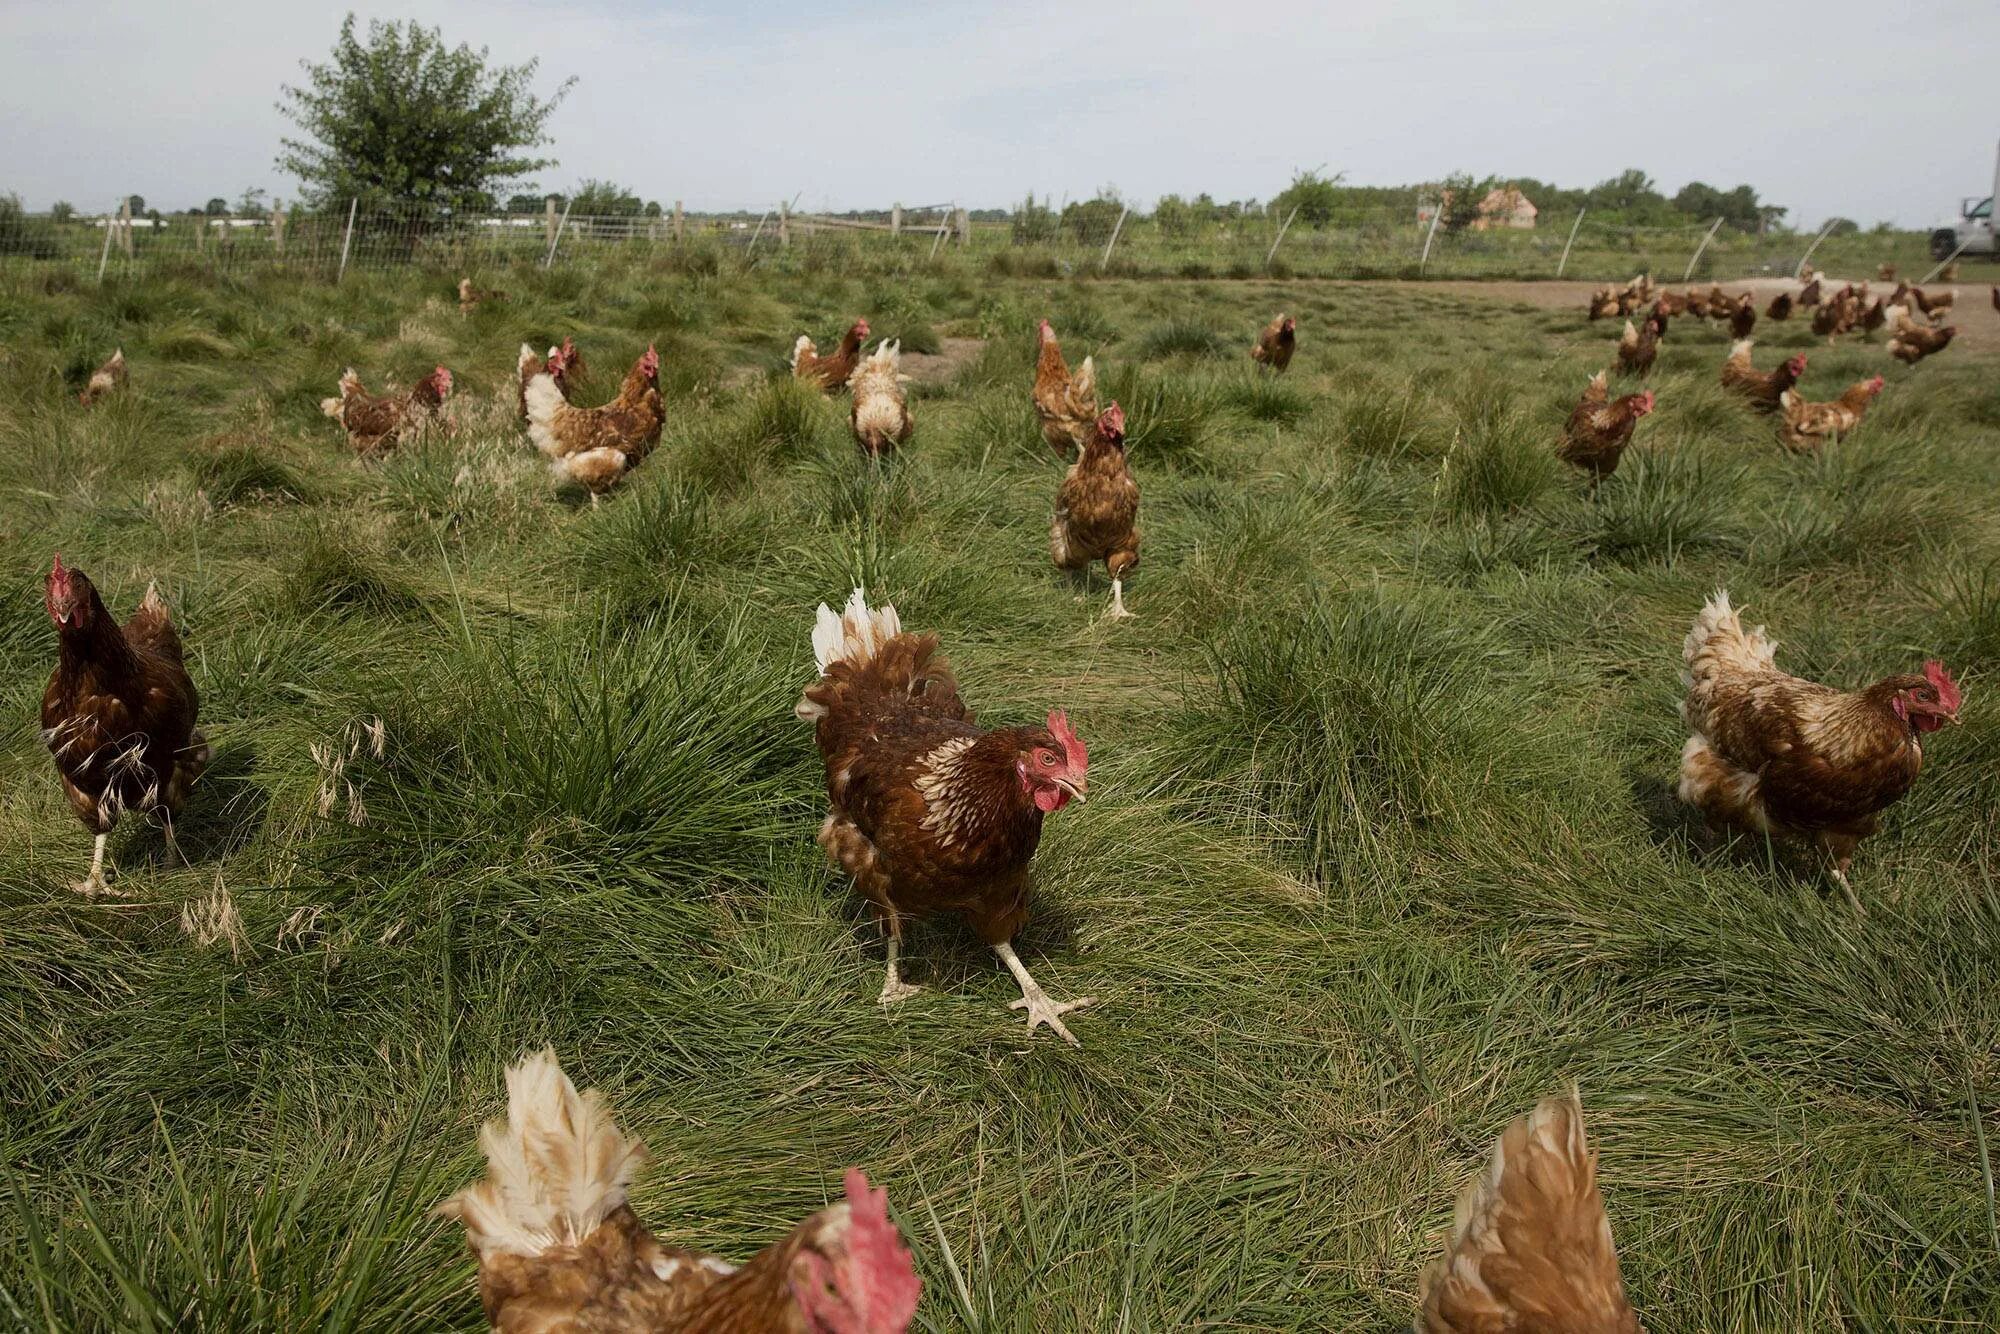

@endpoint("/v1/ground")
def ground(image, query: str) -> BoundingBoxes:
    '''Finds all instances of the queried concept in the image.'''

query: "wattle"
[1033,786,1069,813]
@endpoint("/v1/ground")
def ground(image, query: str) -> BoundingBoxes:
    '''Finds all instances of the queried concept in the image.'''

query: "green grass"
[0,261,1997,1330]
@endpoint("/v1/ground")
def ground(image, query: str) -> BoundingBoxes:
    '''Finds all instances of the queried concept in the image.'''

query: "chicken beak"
[1053,776,1087,804]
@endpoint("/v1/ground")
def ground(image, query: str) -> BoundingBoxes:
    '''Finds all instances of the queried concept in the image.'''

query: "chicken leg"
[76,834,112,897]
[1106,578,1132,620]
[879,934,922,1006]
[993,941,1094,1047]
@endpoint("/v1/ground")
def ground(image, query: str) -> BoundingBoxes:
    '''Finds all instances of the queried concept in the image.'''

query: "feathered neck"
[56,589,137,683]
[924,729,1044,845]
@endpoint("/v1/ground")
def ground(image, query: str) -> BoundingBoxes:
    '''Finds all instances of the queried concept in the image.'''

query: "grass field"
[1,259,1998,1331]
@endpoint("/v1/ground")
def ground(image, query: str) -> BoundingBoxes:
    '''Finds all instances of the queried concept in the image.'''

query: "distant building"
[1474,186,1537,230]
[1415,185,1539,230]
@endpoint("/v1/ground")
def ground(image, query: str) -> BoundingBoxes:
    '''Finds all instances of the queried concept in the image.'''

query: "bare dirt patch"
[898,336,987,384]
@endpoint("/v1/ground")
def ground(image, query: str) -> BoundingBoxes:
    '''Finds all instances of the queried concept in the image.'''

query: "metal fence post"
[1099,204,1130,271]
[95,205,116,284]
[1556,207,1585,278]
[1794,218,1839,280]
[1682,216,1724,282]
[1265,204,1300,271]
[543,197,573,268]
[336,197,358,282]
[1417,201,1444,275]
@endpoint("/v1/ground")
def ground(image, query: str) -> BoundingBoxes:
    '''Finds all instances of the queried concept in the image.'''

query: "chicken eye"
[1039,751,1056,767]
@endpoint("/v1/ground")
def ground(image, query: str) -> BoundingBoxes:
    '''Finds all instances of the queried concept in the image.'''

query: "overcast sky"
[4,1,1996,228]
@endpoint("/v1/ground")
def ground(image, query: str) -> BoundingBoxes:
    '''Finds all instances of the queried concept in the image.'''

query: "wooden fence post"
[928,211,951,261]
[891,203,902,237]
[271,205,286,257]
[336,197,358,283]
[1556,207,1585,278]
[192,213,205,255]
[778,201,790,248]
[956,208,970,247]
[673,200,684,244]
[1265,204,1301,270]
[544,197,558,250]
[543,196,573,269]
[1099,204,1130,271]
[118,198,134,259]
[1417,200,1444,274]
[96,206,117,284]
[1682,216,1724,282]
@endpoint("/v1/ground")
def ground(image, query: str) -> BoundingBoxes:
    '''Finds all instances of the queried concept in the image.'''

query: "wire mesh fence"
[0,199,1953,287]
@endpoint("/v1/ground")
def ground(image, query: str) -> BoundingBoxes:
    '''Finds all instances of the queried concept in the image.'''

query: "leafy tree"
[204,198,229,216]
[277,15,573,212]
[1825,217,1859,237]
[1672,181,1771,232]
[1438,172,1494,233]
[1011,193,1058,244]
[50,201,75,224]
[0,193,60,257]
[506,193,546,214]
[1061,190,1125,245]
[1272,169,1346,227]
[1153,193,1195,237]
[125,195,146,215]
[566,179,646,217]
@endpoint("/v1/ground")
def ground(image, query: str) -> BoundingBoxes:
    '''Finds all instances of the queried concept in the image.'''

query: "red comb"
[1046,710,1088,771]
[843,1169,920,1329]
[1098,402,1125,439]
[1924,660,1962,712]
[640,344,659,376]
[50,552,66,578]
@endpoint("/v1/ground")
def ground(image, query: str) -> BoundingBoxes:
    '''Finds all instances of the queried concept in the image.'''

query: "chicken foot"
[993,941,1094,1047]
[1106,578,1132,621]
[879,935,922,1006]
[75,834,114,897]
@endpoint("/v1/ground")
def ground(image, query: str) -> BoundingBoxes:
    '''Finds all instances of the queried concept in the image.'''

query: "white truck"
[1928,140,2000,260]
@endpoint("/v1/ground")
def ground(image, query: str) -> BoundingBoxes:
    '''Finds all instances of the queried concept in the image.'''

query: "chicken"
[848,339,913,459]
[1810,289,1860,343]
[516,338,581,424]
[1940,261,1960,282]
[1777,376,1884,452]
[458,276,507,316]
[320,366,453,456]
[41,555,208,896]
[1910,286,1957,323]
[1250,313,1297,372]
[439,1049,921,1334]
[1679,591,1962,911]
[1652,291,1686,318]
[1623,274,1653,307]
[1728,295,1756,340]
[1705,285,1734,319]
[1587,288,1621,321]
[1051,404,1140,620]
[1765,291,1793,321]
[1615,316,1659,379]
[1798,277,1822,308]
[78,348,126,405]
[796,590,1095,1044]
[1415,1092,1641,1334]
[525,344,663,502]
[1859,297,1887,338]
[1889,316,1955,366]
[1878,262,1897,281]
[1032,318,1099,456]
[1719,340,1806,414]
[1557,372,1655,482]
[1682,289,1711,319]
[1992,285,1999,312]
[792,319,870,392]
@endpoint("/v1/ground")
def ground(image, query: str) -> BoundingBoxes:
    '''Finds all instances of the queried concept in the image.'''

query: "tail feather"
[1072,354,1097,405]
[811,588,902,677]
[1417,1093,1639,1333]
[435,1048,648,1261]
[791,334,817,369]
